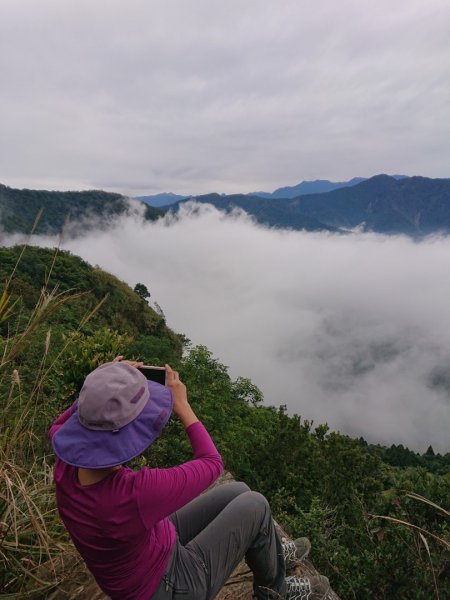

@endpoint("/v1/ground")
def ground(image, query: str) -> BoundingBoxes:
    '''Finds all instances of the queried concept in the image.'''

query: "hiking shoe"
[283,575,330,599]
[281,537,311,569]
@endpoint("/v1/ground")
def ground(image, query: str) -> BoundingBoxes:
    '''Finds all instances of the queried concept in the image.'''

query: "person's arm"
[137,422,224,527]
[165,364,199,428]
[137,365,224,527]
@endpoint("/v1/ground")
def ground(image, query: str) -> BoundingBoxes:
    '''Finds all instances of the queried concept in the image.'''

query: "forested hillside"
[0,184,161,235]
[0,246,448,599]
[4,175,450,238]
[172,175,450,236]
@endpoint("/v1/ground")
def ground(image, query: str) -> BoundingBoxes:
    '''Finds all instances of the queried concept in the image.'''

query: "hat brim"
[52,381,173,468]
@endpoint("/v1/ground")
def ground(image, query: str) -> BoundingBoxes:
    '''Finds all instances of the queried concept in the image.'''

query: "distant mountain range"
[166,174,450,236]
[248,177,366,199]
[253,175,409,199]
[136,192,190,207]
[2,174,450,238]
[138,175,409,206]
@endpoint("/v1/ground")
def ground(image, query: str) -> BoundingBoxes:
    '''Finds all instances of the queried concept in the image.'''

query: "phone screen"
[138,366,166,385]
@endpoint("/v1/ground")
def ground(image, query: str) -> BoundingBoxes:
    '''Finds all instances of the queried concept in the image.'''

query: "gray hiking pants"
[151,482,286,600]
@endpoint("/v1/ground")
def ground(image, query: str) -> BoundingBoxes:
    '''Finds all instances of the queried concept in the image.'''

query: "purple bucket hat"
[52,362,173,468]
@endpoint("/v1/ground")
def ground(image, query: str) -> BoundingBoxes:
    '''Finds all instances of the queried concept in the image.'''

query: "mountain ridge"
[249,176,368,199]
[136,191,190,207]
[2,174,450,237]
[138,175,409,204]
[0,183,161,235]
[168,174,450,236]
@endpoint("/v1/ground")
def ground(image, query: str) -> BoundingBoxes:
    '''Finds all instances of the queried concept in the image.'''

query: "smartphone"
[138,365,166,385]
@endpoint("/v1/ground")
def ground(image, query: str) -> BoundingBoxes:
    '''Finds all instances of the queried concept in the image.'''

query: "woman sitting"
[49,358,330,599]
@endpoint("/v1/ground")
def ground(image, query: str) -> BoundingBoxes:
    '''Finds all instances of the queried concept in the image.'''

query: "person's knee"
[242,491,270,514]
[230,481,251,495]
[250,491,269,506]
[239,492,273,537]
[218,481,250,502]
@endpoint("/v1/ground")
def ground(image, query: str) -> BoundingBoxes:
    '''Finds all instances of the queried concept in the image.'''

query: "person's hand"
[165,364,198,428]
[165,364,188,413]
[113,356,144,368]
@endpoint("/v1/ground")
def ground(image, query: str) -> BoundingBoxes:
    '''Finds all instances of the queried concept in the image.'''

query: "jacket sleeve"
[136,421,224,528]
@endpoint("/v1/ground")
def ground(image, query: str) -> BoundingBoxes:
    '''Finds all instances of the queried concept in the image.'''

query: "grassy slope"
[0,246,179,343]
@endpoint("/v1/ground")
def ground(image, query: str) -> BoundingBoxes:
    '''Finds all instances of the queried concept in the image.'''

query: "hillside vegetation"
[0,246,449,599]
[0,184,161,235]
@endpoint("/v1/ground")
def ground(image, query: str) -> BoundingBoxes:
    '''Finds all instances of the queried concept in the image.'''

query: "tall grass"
[371,493,450,600]
[0,244,107,598]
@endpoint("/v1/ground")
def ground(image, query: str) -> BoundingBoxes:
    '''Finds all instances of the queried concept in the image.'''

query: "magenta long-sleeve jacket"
[49,405,224,599]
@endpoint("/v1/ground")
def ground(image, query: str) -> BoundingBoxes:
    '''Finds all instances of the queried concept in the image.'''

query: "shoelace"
[281,538,298,564]
[285,576,312,600]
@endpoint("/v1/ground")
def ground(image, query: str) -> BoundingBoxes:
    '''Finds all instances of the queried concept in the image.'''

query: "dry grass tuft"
[0,240,110,598]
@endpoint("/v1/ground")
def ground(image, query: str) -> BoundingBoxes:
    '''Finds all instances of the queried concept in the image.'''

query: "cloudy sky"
[7,206,450,453]
[1,0,450,195]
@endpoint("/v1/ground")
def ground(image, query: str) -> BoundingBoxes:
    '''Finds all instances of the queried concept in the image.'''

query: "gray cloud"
[1,0,450,194]
[9,204,450,453]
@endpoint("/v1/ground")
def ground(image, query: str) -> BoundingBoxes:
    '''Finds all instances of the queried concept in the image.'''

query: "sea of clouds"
[4,202,450,452]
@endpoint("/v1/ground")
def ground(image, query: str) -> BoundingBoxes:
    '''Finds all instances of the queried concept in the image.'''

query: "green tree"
[134,282,151,300]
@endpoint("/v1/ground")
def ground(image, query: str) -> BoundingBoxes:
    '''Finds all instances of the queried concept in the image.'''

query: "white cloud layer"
[1,0,450,194]
[6,204,450,453]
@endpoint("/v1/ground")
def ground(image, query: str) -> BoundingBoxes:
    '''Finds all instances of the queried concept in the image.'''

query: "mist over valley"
[4,199,450,453]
